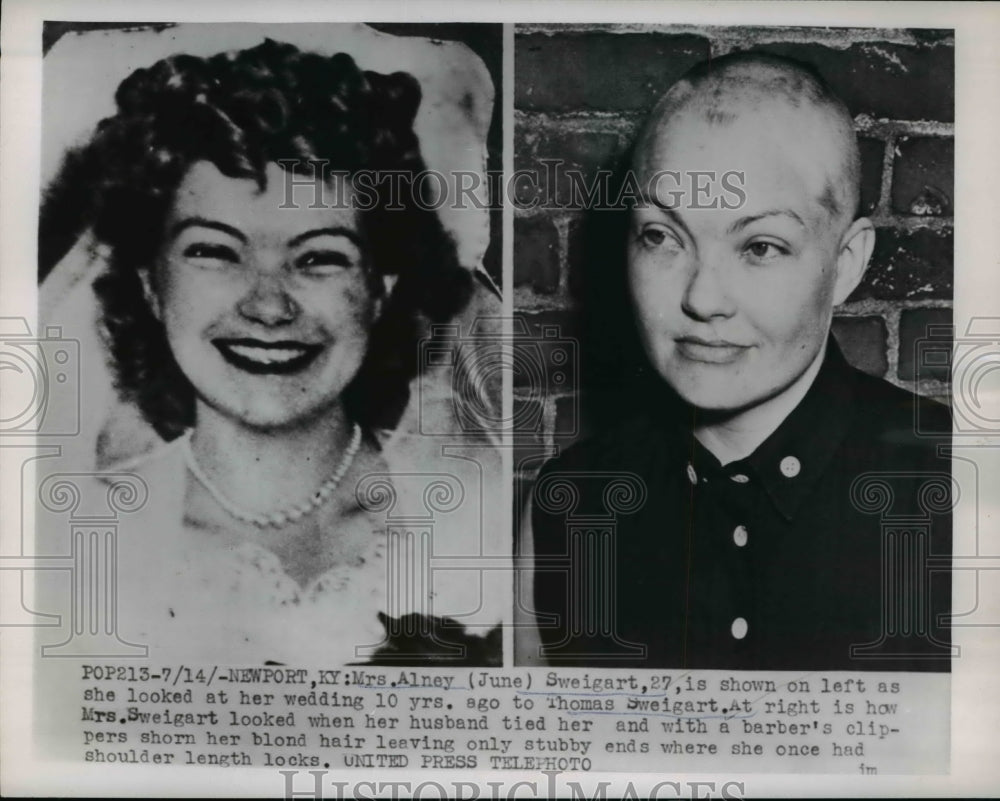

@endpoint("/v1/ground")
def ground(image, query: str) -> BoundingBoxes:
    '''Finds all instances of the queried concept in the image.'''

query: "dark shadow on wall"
[570,142,690,435]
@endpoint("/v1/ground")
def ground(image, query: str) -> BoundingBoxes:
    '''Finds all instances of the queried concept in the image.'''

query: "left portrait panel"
[31,21,505,758]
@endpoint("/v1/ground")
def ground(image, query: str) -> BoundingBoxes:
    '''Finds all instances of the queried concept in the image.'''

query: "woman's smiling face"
[144,160,382,431]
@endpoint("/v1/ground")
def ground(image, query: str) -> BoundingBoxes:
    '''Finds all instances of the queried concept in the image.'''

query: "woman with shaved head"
[523,52,952,672]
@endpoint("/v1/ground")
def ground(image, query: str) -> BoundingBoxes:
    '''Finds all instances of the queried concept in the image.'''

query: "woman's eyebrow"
[726,209,806,235]
[288,226,363,249]
[168,217,246,243]
[635,194,694,240]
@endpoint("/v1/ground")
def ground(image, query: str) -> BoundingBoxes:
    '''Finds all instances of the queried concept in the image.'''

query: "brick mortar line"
[836,298,952,315]
[514,24,954,48]
[913,379,951,394]
[709,31,954,54]
[876,133,897,218]
[552,215,572,296]
[515,110,643,130]
[511,391,577,408]
[516,111,953,142]
[868,215,953,231]
[884,305,903,381]
[892,378,951,398]
[855,117,954,137]
[542,394,560,453]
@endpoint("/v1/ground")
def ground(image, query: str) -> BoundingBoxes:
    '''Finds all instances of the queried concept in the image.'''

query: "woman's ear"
[833,216,876,306]
[138,268,162,320]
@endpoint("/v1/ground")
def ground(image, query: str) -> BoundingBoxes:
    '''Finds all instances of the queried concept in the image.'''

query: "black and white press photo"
[29,20,507,755]
[2,2,999,796]
[514,24,955,672]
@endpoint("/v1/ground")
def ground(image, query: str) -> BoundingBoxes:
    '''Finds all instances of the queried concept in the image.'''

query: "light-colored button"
[730,473,750,484]
[731,617,748,639]
[733,525,748,547]
[686,463,698,485]
[779,456,801,478]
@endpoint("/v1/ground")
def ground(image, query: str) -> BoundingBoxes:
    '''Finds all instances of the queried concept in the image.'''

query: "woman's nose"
[680,256,737,321]
[236,271,300,326]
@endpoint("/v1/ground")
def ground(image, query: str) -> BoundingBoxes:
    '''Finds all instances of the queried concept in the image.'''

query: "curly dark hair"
[40,39,473,439]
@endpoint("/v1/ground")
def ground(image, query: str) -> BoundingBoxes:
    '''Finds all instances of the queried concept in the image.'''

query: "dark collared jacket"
[531,340,952,671]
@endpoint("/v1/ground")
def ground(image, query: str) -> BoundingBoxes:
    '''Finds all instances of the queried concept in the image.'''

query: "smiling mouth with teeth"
[213,338,323,375]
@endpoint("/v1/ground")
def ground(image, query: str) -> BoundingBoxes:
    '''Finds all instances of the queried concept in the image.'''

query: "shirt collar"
[673,338,860,521]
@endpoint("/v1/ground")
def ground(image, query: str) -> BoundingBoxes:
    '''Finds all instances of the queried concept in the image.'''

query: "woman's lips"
[212,338,323,375]
[674,336,750,365]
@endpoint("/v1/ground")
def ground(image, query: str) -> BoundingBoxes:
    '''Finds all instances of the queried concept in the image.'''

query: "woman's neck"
[692,346,825,466]
[187,402,356,516]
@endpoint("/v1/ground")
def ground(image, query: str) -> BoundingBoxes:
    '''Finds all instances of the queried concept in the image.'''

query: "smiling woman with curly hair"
[43,39,473,439]
[37,37,500,667]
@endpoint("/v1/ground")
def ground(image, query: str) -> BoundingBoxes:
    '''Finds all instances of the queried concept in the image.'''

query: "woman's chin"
[197,395,349,434]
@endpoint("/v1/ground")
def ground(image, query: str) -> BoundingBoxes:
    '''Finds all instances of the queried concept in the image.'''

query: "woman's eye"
[182,243,239,263]
[294,250,352,271]
[745,241,788,261]
[638,226,672,248]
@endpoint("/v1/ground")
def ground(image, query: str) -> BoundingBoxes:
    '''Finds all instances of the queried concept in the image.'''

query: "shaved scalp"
[637,52,861,226]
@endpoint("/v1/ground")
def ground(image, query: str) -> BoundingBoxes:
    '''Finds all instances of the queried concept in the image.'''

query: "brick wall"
[513,24,954,471]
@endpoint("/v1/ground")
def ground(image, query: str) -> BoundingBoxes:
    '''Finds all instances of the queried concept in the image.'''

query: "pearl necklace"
[181,423,362,529]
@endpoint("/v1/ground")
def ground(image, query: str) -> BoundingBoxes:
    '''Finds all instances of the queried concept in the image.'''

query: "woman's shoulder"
[35,434,185,554]
[85,435,189,539]
[92,432,188,517]
[99,431,186,474]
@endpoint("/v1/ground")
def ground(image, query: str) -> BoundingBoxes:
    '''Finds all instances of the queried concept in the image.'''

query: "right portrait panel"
[513,22,954,773]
